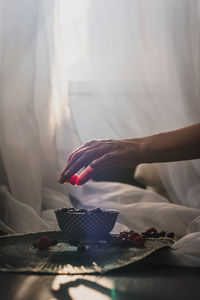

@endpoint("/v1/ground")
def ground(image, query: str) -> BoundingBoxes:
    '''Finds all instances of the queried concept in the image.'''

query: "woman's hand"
[58,138,143,183]
[58,122,200,184]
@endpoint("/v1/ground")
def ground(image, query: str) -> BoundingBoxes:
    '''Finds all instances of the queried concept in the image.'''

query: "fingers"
[64,148,103,180]
[64,146,92,173]
[60,140,100,175]
[58,145,92,183]
[62,146,87,174]
[58,139,115,184]
[90,153,117,169]
[77,165,96,185]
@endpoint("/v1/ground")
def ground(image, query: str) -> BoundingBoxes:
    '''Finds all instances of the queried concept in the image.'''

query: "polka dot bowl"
[55,208,119,243]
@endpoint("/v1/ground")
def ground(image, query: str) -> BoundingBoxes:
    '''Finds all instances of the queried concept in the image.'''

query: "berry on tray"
[151,232,159,238]
[117,231,145,247]
[33,236,58,250]
[145,227,157,234]
[141,228,174,239]
[158,231,166,237]
[167,232,175,239]
[132,236,145,247]
[118,232,128,240]
[129,231,140,241]
[37,236,51,251]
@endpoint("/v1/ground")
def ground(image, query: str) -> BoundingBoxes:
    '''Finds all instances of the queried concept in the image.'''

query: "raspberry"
[145,227,157,234]
[118,232,128,240]
[37,236,51,251]
[69,174,79,185]
[129,232,140,241]
[133,236,145,247]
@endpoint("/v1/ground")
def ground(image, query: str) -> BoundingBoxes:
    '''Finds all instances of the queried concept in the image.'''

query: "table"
[1,261,200,300]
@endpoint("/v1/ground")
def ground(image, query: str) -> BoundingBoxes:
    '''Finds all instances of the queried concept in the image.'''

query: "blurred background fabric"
[0,0,80,230]
[0,0,200,266]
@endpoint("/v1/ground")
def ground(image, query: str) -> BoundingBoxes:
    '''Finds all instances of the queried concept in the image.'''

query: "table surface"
[1,261,200,300]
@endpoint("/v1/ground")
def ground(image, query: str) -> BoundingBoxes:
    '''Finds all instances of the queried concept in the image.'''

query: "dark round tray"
[0,231,174,274]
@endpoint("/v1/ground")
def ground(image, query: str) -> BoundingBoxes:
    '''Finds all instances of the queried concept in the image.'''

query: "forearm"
[140,122,200,163]
[59,122,200,184]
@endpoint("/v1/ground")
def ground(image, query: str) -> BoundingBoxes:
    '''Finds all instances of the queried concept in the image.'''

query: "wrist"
[138,137,150,164]
[130,137,151,164]
[138,134,160,164]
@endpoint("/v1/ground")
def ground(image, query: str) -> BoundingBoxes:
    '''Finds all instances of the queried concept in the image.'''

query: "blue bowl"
[55,208,119,243]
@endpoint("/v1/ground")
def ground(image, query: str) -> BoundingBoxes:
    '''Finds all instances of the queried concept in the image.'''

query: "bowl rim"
[54,207,119,215]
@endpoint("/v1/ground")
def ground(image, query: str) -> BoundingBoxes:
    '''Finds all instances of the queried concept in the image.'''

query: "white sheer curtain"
[61,0,200,135]
[0,0,80,232]
[85,0,200,210]
[60,0,200,209]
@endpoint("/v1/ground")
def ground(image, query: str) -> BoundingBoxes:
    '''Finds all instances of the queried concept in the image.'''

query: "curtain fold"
[0,0,80,230]
[64,0,200,209]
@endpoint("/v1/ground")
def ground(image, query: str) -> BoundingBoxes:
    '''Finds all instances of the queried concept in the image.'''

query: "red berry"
[118,232,128,240]
[37,236,51,251]
[129,232,140,241]
[69,174,79,185]
[145,227,157,234]
[133,236,145,247]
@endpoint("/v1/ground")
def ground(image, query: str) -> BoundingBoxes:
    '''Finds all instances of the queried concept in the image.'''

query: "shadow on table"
[1,261,200,300]
[52,277,129,300]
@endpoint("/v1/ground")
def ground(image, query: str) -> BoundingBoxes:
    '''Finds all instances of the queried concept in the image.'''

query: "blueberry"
[143,232,151,238]
[159,231,166,237]
[152,232,159,238]
[167,232,175,239]
[141,232,147,237]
